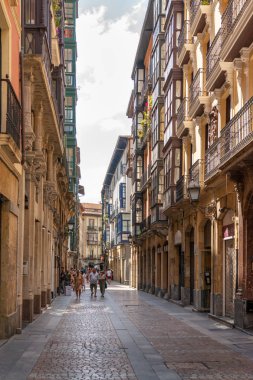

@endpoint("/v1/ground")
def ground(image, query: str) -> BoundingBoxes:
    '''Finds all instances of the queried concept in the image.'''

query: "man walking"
[89,267,98,297]
[99,269,106,298]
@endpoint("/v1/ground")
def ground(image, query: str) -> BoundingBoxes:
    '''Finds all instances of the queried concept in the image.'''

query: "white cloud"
[76,2,147,203]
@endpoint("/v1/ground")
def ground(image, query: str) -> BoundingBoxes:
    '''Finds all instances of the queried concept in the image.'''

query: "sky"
[76,0,148,203]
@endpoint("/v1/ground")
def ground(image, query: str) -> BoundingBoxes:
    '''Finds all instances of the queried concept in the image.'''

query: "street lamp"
[128,234,133,245]
[187,180,200,203]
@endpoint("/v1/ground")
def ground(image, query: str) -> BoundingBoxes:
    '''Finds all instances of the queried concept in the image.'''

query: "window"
[65,96,74,122]
[65,2,74,24]
[89,219,95,227]
[66,147,74,176]
[152,107,159,147]
[136,199,142,223]
[119,183,126,209]
[25,0,35,24]
[152,45,159,86]
[64,28,74,39]
[64,49,73,73]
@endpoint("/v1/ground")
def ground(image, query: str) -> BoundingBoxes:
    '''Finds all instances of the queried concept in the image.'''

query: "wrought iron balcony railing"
[222,0,249,45]
[206,28,222,79]
[178,21,192,56]
[0,78,21,149]
[189,159,205,186]
[205,139,220,180]
[25,28,52,90]
[220,96,253,165]
[141,216,151,232]
[189,69,206,107]
[176,175,189,202]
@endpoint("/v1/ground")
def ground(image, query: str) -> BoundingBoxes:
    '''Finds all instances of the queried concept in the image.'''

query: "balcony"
[151,204,167,225]
[24,27,64,155]
[189,69,209,118]
[189,159,205,187]
[141,215,151,233]
[140,75,152,105]
[87,240,98,245]
[140,164,151,190]
[206,28,228,91]
[178,21,194,67]
[87,226,98,231]
[205,139,220,181]
[190,0,212,36]
[176,175,189,203]
[220,96,253,169]
[176,97,192,138]
[221,0,252,62]
[0,78,22,163]
[162,186,176,215]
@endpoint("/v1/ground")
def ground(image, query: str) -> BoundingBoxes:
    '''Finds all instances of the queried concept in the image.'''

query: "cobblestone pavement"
[27,292,137,380]
[1,283,253,380]
[109,286,253,380]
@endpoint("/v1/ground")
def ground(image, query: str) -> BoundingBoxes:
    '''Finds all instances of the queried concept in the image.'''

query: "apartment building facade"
[126,0,253,329]
[64,0,82,268]
[79,203,102,269]
[127,0,169,296]
[102,136,131,285]
[0,0,23,338]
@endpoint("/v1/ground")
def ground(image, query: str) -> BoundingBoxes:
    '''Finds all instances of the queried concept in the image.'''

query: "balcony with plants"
[189,0,212,37]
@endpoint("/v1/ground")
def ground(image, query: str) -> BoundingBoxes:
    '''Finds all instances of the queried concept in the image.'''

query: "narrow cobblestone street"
[1,283,253,380]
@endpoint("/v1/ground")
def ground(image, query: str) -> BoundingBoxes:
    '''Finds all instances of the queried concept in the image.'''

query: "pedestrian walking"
[89,267,98,297]
[74,270,83,300]
[82,271,86,292]
[99,269,106,297]
[60,268,66,294]
[106,268,112,284]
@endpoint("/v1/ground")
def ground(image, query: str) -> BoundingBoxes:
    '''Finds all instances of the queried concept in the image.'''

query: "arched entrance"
[203,220,211,309]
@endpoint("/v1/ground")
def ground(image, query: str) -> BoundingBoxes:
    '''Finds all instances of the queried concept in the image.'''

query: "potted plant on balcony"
[139,95,152,139]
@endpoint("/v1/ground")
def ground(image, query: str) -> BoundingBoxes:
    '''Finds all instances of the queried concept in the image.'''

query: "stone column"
[241,48,250,103]
[234,59,243,109]
[161,248,168,297]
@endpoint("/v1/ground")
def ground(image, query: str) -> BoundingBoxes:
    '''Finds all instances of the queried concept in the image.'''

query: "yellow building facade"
[127,0,253,329]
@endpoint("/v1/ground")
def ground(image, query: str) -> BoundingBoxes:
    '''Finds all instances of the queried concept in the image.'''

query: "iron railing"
[220,96,253,164]
[205,139,220,179]
[178,21,192,56]
[189,159,205,186]
[0,79,21,148]
[190,0,211,25]
[206,28,222,79]
[222,0,249,45]
[176,175,189,202]
[189,69,206,107]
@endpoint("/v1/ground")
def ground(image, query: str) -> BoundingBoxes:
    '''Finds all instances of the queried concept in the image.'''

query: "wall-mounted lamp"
[187,180,200,203]
[128,234,133,245]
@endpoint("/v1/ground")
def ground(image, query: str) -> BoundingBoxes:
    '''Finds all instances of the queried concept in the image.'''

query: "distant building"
[101,136,132,285]
[79,203,102,268]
